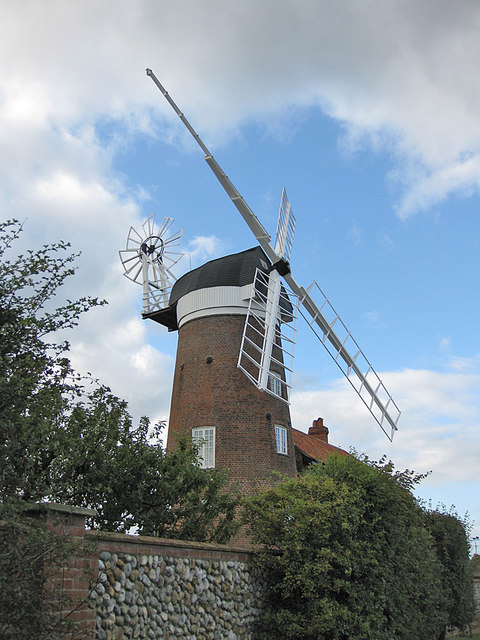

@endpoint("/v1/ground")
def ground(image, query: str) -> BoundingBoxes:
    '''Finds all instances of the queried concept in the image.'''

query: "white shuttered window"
[275,425,288,455]
[192,427,215,469]
[268,372,282,398]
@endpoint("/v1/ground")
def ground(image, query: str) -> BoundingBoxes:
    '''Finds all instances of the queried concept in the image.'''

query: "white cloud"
[185,235,224,268]
[68,307,175,428]
[362,310,383,328]
[380,234,395,251]
[439,337,451,351]
[449,353,480,373]
[2,1,480,220]
[291,364,480,487]
[348,221,363,244]
[395,154,480,219]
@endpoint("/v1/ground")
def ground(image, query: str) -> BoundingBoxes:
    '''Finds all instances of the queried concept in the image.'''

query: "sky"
[1,1,479,544]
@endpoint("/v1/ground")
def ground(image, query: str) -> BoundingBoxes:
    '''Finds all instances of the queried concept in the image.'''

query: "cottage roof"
[292,426,348,463]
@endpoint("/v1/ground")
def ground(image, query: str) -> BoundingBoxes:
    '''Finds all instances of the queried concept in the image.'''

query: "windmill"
[146,68,401,442]
[119,215,183,315]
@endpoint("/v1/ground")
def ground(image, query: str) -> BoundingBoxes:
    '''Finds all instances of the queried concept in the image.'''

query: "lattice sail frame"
[238,268,298,404]
[298,281,401,440]
[275,187,296,261]
[119,215,183,315]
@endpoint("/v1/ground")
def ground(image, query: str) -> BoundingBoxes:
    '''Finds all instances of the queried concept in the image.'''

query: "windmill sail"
[147,68,401,440]
[275,188,296,261]
[295,279,400,440]
[238,267,298,402]
[237,187,298,401]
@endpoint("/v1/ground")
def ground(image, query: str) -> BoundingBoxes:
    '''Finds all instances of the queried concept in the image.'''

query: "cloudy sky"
[1,1,479,542]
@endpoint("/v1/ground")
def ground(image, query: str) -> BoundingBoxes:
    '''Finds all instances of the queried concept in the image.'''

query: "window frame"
[268,371,282,398]
[192,426,216,469]
[274,424,288,455]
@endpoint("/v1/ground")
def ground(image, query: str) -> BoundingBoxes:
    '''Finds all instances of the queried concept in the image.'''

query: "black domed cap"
[144,246,292,330]
[169,246,269,307]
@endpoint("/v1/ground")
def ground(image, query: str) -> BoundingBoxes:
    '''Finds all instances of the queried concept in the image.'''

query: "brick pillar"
[27,503,98,639]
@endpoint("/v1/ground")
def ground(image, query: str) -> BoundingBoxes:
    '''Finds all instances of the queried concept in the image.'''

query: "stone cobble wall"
[88,533,264,640]
[472,576,480,631]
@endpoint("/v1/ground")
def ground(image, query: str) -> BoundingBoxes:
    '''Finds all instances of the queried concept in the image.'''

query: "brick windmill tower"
[151,245,298,493]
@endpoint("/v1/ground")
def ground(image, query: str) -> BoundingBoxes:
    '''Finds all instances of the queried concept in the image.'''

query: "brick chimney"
[308,417,329,443]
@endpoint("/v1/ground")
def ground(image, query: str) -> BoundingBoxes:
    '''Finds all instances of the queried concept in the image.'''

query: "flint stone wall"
[472,574,480,632]
[87,531,264,640]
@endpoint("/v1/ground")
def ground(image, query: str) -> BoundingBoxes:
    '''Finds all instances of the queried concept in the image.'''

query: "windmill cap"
[170,246,269,307]
[144,246,293,330]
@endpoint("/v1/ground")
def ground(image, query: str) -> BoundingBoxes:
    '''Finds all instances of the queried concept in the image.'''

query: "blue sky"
[1,1,479,541]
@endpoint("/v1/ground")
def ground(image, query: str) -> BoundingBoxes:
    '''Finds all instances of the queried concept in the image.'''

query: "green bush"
[424,509,475,634]
[245,454,473,640]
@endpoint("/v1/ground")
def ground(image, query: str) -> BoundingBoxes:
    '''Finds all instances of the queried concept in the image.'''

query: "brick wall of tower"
[167,313,297,494]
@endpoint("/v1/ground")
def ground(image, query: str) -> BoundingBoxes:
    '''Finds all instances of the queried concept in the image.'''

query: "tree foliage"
[0,219,239,542]
[244,454,474,640]
[0,220,103,502]
[424,508,475,634]
[45,394,239,541]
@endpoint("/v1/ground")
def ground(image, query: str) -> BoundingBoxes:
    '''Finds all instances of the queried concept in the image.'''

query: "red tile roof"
[292,427,349,462]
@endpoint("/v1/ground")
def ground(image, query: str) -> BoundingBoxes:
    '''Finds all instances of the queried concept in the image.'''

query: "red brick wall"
[87,529,255,562]
[167,314,297,494]
[35,504,98,639]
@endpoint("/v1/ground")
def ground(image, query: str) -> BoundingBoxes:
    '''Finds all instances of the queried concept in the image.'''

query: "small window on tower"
[268,372,282,398]
[275,425,288,455]
[192,427,215,469]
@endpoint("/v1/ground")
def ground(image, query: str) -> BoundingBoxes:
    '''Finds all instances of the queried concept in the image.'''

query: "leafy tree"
[0,219,239,542]
[44,390,238,541]
[0,219,237,640]
[244,454,449,640]
[0,220,103,501]
[424,508,475,638]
